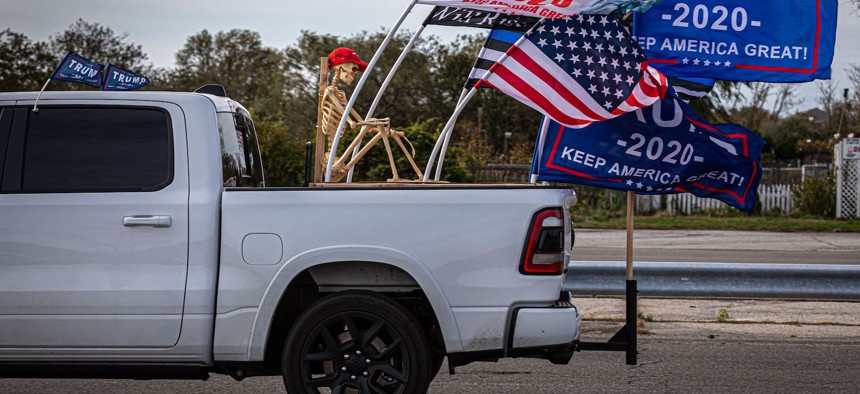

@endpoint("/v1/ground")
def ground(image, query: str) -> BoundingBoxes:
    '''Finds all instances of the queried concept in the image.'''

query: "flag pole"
[32,79,51,113]
[433,112,457,180]
[432,87,471,180]
[325,0,419,182]
[432,88,470,180]
[424,19,544,182]
[626,191,634,280]
[346,22,427,182]
[625,190,637,365]
[527,116,551,183]
[423,87,478,180]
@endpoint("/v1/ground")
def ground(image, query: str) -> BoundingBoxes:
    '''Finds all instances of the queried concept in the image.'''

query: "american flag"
[479,14,668,128]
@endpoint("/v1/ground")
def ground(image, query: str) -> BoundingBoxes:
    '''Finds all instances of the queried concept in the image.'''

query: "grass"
[573,212,860,232]
[637,311,654,322]
[716,303,734,323]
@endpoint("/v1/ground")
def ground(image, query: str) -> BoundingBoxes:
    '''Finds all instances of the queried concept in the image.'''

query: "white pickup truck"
[0,89,580,393]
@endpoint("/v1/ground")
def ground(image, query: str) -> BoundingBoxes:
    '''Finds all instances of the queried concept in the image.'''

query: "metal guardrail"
[564,261,860,300]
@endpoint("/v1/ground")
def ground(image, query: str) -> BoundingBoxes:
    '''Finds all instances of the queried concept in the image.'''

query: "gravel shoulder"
[579,297,860,343]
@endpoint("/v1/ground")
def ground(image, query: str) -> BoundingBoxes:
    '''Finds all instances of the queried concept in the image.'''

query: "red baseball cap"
[328,47,368,72]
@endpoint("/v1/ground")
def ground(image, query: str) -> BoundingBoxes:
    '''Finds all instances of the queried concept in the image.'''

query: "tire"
[430,354,445,380]
[282,290,433,394]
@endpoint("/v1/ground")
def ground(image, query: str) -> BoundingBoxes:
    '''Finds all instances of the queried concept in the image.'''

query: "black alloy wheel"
[283,291,432,394]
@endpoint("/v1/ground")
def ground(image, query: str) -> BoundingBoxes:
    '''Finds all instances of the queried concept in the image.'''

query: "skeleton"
[318,59,424,182]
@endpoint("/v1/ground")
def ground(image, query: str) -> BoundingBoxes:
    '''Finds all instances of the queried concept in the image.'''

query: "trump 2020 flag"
[101,64,150,91]
[478,15,668,129]
[633,0,837,82]
[50,52,103,88]
[417,0,662,18]
[535,87,765,212]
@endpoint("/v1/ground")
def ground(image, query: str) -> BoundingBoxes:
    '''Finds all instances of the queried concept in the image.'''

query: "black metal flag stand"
[578,191,638,365]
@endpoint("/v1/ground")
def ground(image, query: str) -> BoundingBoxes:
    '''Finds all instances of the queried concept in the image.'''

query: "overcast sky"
[2,0,859,111]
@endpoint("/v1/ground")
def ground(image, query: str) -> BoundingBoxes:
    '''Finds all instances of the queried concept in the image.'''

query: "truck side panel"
[215,187,571,361]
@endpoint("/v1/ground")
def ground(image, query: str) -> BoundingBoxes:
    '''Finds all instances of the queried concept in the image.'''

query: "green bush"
[254,114,308,187]
[791,173,836,217]
[570,185,626,222]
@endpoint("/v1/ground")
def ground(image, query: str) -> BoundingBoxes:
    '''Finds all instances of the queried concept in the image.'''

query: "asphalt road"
[3,319,857,393]
[430,337,860,393]
[3,298,859,393]
[572,229,860,264]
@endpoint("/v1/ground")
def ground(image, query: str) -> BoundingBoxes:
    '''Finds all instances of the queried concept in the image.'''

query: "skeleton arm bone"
[323,88,390,130]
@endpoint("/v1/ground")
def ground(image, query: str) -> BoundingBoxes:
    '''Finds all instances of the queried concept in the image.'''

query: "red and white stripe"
[481,40,667,128]
[417,0,606,19]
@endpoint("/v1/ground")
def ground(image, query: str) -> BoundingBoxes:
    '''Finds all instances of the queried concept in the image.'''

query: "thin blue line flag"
[101,64,150,91]
[50,52,103,88]
[534,88,765,212]
[667,76,714,101]
[464,29,522,90]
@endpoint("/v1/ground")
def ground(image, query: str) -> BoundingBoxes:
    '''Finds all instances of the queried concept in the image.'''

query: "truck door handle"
[123,215,172,228]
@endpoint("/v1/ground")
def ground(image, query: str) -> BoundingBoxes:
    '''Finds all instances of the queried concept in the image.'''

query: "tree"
[685,80,746,123]
[168,29,286,116]
[756,112,815,164]
[253,113,309,186]
[737,82,772,130]
[816,79,837,132]
[49,19,147,71]
[844,64,860,138]
[0,29,54,92]
[770,84,802,120]
[726,82,802,131]
[166,29,295,185]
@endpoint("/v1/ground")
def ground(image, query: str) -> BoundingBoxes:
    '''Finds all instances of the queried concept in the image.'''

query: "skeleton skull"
[334,63,359,86]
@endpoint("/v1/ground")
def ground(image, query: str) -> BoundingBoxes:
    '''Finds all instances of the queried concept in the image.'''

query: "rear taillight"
[520,208,565,275]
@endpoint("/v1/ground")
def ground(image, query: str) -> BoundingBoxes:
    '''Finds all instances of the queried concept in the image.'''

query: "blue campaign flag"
[633,0,837,82]
[534,88,765,212]
[50,52,103,88]
[101,64,150,91]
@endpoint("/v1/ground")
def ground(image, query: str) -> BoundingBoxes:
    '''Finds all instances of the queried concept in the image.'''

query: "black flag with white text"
[424,6,539,32]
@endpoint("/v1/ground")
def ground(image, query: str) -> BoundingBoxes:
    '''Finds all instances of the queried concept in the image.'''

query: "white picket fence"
[758,184,795,213]
[664,184,795,215]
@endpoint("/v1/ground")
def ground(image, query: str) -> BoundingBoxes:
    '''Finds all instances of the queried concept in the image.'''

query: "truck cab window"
[21,107,171,192]
[217,112,264,187]
[0,108,11,182]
